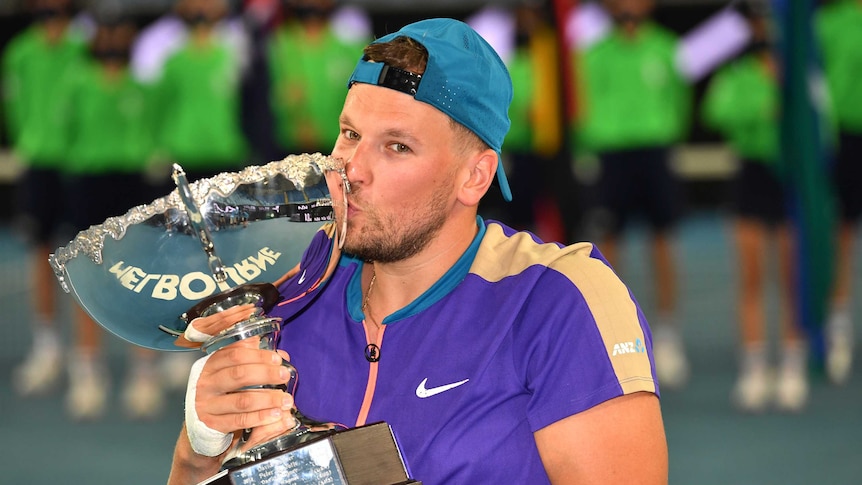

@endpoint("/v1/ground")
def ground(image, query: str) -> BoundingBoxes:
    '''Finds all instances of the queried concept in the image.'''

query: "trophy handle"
[172,164,227,283]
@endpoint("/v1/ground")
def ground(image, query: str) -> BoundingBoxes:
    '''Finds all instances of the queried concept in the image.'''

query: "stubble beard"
[340,183,451,263]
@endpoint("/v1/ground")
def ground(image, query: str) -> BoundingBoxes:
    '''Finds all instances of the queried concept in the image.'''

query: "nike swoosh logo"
[415,378,469,398]
[297,269,307,285]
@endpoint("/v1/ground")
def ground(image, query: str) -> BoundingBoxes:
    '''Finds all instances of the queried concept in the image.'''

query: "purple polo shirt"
[271,218,658,484]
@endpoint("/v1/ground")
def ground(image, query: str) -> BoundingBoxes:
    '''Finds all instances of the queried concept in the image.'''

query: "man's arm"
[534,392,668,485]
[167,423,224,485]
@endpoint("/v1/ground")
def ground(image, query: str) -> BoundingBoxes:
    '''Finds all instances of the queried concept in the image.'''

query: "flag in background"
[773,0,836,367]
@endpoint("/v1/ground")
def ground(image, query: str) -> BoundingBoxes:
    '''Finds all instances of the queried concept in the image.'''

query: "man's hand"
[192,339,297,451]
[169,313,297,484]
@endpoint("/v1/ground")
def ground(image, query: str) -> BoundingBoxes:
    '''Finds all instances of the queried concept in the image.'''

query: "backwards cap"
[347,18,513,201]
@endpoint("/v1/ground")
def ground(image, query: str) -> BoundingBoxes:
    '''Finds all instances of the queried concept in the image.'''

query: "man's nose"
[342,143,371,188]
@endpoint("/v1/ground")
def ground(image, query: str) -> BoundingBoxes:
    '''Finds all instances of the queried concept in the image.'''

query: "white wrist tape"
[185,354,233,457]
[184,318,213,343]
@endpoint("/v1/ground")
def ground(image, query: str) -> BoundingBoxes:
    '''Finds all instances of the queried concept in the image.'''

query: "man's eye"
[389,143,411,153]
[343,130,359,140]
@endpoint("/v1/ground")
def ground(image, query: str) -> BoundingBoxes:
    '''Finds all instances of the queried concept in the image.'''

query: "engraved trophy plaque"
[49,154,418,485]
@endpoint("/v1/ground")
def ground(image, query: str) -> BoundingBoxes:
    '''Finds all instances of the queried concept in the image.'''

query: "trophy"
[49,154,418,485]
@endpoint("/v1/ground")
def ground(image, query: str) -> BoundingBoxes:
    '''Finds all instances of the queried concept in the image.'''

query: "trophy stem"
[201,315,347,471]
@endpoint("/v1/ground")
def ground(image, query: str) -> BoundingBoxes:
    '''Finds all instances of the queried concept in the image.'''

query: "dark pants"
[596,146,683,236]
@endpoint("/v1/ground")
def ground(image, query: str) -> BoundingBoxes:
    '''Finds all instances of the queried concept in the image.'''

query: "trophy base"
[221,410,347,470]
[197,422,419,485]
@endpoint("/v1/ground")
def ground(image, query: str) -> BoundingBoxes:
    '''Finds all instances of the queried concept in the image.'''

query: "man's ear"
[458,148,497,206]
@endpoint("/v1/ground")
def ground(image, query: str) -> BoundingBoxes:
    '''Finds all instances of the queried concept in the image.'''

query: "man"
[168,18,667,484]
[60,16,166,420]
[702,3,808,412]
[2,0,86,397]
[816,0,862,386]
[150,0,248,187]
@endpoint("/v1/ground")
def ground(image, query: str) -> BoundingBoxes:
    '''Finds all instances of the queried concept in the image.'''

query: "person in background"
[1,0,86,398]
[166,18,667,484]
[266,0,367,156]
[130,0,252,392]
[575,0,692,389]
[149,0,248,188]
[816,0,862,386]
[57,15,167,420]
[237,0,282,165]
[483,1,571,240]
[702,2,808,412]
[501,4,538,227]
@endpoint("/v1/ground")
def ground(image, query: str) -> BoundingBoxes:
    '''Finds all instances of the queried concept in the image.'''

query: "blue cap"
[347,18,513,201]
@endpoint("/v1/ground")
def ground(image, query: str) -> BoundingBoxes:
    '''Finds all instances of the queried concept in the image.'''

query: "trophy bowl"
[49,153,339,351]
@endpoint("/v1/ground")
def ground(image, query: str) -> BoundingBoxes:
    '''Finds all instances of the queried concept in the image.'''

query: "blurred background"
[0,0,860,483]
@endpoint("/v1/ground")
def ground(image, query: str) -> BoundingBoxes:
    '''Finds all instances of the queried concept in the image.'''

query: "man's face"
[32,0,72,22]
[177,0,226,26]
[604,0,654,29]
[328,83,464,263]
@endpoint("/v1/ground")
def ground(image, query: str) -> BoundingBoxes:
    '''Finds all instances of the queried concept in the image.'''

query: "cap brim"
[495,155,512,202]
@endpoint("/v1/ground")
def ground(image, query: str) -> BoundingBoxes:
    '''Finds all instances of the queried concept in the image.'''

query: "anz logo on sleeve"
[612,338,647,356]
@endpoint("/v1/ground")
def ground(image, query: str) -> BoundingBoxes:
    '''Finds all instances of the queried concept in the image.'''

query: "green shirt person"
[268,15,366,154]
[152,39,247,172]
[816,0,862,134]
[151,0,248,176]
[576,21,690,154]
[61,58,154,175]
[1,1,89,401]
[702,54,779,167]
[815,0,862,387]
[2,22,86,168]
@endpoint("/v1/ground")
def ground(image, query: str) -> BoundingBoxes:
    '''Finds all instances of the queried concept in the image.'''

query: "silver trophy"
[167,157,348,468]
[50,154,415,484]
[50,153,339,351]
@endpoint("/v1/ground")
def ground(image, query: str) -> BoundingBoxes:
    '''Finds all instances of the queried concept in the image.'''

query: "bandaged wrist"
[184,318,213,343]
[185,354,233,457]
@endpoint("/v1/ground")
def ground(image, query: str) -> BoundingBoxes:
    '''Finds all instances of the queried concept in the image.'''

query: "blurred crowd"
[1,0,859,421]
